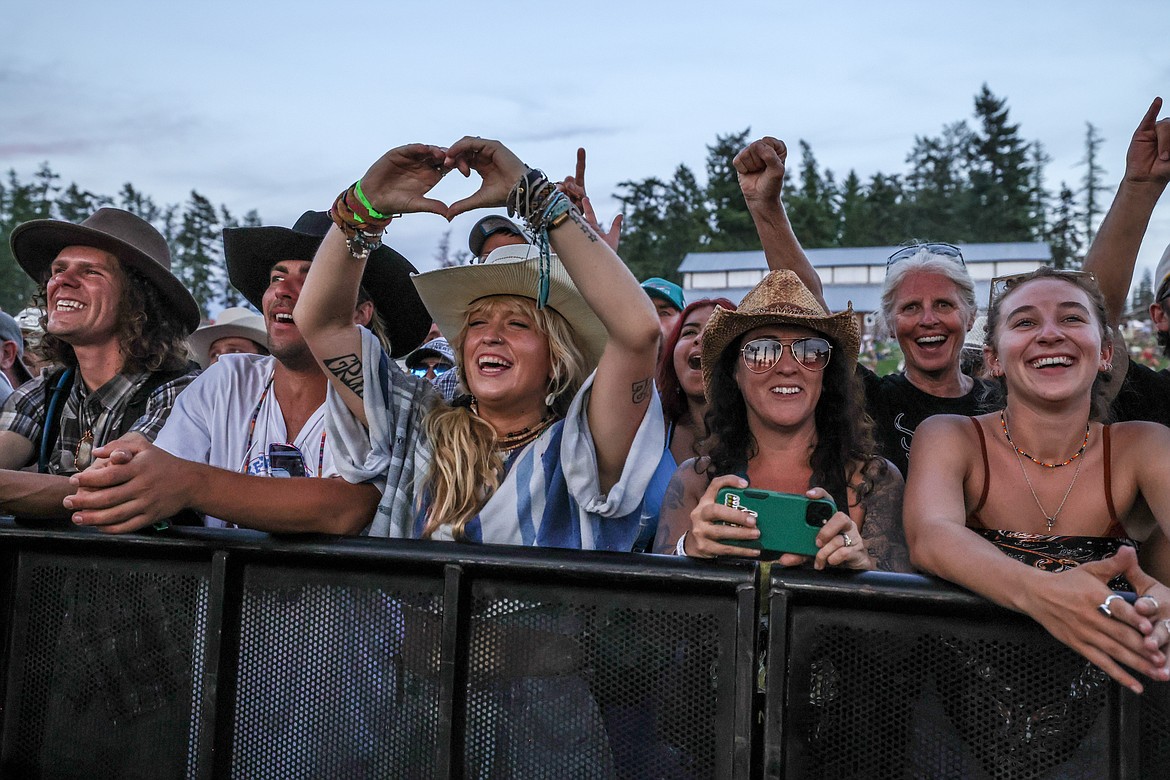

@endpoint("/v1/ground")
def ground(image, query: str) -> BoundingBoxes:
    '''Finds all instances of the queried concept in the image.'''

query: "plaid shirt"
[0,367,197,474]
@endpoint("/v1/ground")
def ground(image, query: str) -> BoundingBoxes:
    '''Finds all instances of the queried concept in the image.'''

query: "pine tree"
[1132,268,1154,314]
[55,183,110,224]
[1046,184,1083,270]
[904,121,973,241]
[785,141,839,248]
[1079,123,1107,243]
[704,129,759,251]
[0,166,58,312]
[966,85,1037,241]
[173,191,220,318]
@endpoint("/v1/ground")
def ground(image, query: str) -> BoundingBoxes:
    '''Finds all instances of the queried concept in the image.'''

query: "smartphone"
[267,443,307,478]
[715,487,837,557]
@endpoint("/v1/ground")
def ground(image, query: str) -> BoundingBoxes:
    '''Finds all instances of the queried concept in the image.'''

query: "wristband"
[675,532,688,556]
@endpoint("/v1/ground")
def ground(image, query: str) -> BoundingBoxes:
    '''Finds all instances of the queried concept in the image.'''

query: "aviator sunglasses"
[988,270,1097,311]
[410,363,454,378]
[886,242,965,269]
[741,337,833,372]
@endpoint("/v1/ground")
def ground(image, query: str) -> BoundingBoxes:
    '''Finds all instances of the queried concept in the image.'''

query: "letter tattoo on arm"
[324,353,364,399]
[631,378,651,405]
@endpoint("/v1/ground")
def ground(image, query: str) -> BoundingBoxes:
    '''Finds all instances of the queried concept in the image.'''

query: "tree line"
[614,84,1111,285]
[0,165,260,317]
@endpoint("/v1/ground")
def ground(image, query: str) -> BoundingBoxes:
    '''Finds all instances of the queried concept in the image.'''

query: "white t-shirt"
[155,353,339,528]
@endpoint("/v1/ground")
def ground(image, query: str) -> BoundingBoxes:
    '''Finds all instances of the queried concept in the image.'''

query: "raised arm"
[1082,97,1170,328]
[294,144,450,426]
[444,136,661,492]
[735,136,827,307]
[905,415,1166,693]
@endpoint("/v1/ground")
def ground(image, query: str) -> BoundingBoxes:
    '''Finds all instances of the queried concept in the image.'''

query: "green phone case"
[716,488,837,557]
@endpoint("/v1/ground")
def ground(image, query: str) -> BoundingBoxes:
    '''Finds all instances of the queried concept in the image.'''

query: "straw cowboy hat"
[222,210,431,358]
[187,307,269,368]
[701,270,860,398]
[411,243,608,368]
[10,207,201,334]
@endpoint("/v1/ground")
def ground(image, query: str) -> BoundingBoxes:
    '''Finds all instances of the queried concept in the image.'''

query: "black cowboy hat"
[10,207,201,335]
[222,210,430,358]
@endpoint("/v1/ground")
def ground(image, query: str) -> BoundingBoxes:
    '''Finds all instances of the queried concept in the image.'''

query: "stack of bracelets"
[331,180,398,261]
[506,168,573,309]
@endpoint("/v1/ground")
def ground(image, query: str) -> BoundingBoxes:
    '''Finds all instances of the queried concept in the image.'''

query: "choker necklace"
[498,417,556,453]
[1000,410,1089,468]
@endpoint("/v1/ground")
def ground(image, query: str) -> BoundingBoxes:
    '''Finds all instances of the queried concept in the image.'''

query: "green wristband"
[353,180,389,220]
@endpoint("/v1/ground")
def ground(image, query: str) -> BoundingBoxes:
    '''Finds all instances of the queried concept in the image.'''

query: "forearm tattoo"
[653,471,690,554]
[324,353,364,399]
[569,209,600,242]
[859,462,913,573]
[631,378,651,404]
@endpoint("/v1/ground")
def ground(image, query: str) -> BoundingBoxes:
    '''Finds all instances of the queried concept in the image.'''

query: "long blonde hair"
[420,295,591,539]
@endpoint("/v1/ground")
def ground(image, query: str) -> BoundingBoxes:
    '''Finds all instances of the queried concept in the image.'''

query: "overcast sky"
[4,0,1169,300]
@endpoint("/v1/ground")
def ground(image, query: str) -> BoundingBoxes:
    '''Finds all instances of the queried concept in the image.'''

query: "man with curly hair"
[0,207,200,519]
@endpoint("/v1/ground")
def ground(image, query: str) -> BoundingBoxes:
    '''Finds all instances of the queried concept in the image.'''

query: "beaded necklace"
[999,410,1089,468]
[498,417,556,453]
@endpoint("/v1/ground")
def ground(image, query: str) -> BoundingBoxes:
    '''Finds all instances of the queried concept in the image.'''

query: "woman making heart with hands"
[295,138,666,548]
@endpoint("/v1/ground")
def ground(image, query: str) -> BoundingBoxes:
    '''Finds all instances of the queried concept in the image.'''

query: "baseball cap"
[468,216,528,258]
[641,277,685,312]
[404,337,456,370]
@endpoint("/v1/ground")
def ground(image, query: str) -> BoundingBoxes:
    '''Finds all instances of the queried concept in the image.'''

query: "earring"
[545,392,556,408]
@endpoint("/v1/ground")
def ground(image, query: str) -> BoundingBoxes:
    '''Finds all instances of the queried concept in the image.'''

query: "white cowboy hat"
[411,243,607,369]
[186,307,268,368]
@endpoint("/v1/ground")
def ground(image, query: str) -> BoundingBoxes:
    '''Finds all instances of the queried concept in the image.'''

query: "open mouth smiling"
[1030,355,1073,368]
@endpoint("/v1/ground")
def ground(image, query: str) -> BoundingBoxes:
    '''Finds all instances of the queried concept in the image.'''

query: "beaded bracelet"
[330,181,396,261]
[506,169,575,308]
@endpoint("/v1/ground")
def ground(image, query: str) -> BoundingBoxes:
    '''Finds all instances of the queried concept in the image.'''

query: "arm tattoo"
[631,378,651,404]
[859,460,913,573]
[653,470,691,554]
[324,353,364,399]
[568,209,600,243]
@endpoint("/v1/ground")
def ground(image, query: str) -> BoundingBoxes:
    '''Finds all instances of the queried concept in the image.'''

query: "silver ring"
[1139,594,1160,611]
[841,533,854,547]
[1098,593,1124,618]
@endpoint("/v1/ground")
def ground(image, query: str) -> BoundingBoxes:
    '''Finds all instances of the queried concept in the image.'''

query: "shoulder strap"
[968,416,990,519]
[1102,424,1120,528]
[39,367,74,473]
[112,363,196,440]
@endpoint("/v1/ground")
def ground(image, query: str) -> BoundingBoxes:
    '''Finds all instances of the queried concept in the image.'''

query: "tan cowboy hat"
[411,243,607,369]
[187,307,268,368]
[701,270,860,398]
[10,207,201,334]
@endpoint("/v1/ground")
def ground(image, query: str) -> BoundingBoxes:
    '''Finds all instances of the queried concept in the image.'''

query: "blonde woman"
[296,138,665,548]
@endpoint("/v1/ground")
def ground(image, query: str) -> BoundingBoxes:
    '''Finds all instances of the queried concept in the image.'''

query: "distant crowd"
[3,100,1170,705]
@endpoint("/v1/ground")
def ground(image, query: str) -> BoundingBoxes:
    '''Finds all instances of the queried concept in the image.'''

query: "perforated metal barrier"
[0,521,1165,779]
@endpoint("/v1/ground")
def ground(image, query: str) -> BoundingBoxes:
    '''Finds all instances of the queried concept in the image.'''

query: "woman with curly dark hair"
[653,270,910,572]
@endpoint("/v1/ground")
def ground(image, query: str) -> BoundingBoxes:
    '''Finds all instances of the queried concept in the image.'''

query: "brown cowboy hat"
[223,210,430,358]
[10,207,201,334]
[701,270,860,399]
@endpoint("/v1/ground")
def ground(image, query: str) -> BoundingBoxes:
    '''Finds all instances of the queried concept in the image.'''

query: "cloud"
[510,125,625,144]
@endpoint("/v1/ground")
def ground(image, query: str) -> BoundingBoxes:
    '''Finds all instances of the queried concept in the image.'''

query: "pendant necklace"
[1002,411,1089,531]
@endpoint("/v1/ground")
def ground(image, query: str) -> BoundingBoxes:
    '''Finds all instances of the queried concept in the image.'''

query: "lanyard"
[241,372,326,476]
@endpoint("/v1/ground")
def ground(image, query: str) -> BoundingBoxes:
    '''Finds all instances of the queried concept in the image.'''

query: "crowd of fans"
[2,100,1170,703]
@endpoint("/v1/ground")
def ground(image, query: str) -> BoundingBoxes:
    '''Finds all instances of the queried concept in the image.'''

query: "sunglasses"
[410,363,453,378]
[988,270,1097,311]
[886,242,965,269]
[741,337,832,373]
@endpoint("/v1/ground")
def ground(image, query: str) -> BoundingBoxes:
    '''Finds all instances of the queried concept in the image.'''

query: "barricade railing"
[0,519,1164,779]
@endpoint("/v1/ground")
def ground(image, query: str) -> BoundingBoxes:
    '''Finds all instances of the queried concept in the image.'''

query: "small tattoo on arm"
[631,378,651,404]
[324,353,364,399]
[569,210,600,243]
